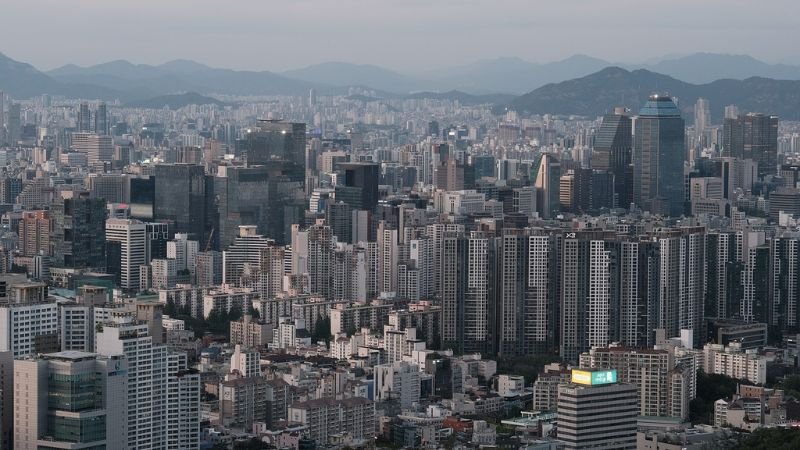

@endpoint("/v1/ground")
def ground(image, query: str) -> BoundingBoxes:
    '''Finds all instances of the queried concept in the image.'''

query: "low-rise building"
[288,397,375,445]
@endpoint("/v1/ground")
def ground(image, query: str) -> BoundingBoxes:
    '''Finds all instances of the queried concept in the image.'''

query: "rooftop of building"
[639,94,682,117]
[43,350,98,361]
[290,396,373,409]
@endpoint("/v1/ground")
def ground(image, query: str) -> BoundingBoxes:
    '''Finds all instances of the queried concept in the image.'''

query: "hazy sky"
[2,0,798,72]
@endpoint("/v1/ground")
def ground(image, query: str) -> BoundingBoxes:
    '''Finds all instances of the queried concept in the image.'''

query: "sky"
[2,0,799,72]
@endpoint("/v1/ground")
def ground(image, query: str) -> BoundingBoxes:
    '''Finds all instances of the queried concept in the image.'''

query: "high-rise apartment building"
[167,233,199,274]
[19,210,51,257]
[496,229,559,356]
[633,95,686,216]
[0,351,11,450]
[288,397,375,446]
[13,351,127,450]
[222,225,274,286]
[769,234,800,331]
[440,231,493,354]
[96,312,199,450]
[694,98,711,146]
[580,346,685,419]
[307,222,335,299]
[0,280,58,358]
[560,230,617,362]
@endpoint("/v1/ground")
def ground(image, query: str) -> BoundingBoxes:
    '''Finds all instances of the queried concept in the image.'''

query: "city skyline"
[1,0,799,72]
[3,2,800,447]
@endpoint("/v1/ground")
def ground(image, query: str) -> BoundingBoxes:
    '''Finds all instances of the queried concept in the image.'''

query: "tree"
[164,298,177,316]
[690,370,742,424]
[779,375,800,399]
[312,315,332,347]
[228,304,243,322]
[734,428,800,449]
[233,438,274,449]
[496,354,561,383]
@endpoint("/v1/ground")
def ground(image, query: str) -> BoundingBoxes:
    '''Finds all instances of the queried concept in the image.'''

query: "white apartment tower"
[96,312,199,449]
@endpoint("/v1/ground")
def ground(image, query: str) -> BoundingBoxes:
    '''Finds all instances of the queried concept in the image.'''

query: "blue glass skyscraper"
[634,95,686,216]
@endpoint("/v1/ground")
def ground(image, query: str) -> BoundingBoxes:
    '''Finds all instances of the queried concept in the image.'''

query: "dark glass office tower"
[245,120,307,244]
[77,102,92,132]
[94,102,109,135]
[215,165,271,249]
[593,107,632,208]
[51,192,107,268]
[722,113,779,177]
[335,162,379,211]
[153,164,215,247]
[246,120,306,173]
[634,95,686,217]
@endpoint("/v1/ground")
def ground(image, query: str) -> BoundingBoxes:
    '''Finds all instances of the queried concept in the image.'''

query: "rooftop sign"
[571,369,618,386]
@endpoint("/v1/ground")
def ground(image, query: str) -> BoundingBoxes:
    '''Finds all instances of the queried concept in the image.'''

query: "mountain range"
[2,51,800,118]
[506,67,800,121]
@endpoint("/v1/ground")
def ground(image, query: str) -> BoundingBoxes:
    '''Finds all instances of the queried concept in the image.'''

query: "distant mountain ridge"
[505,67,800,121]
[48,58,316,97]
[3,50,800,113]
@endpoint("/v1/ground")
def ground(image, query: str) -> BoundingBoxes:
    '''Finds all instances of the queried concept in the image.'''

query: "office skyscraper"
[246,119,306,170]
[215,165,271,249]
[78,101,92,132]
[13,352,127,450]
[51,192,107,268]
[95,101,109,135]
[557,369,638,450]
[6,103,20,144]
[72,132,113,165]
[723,113,779,177]
[245,120,307,243]
[154,164,215,247]
[634,94,686,217]
[335,162,380,211]
[105,218,147,292]
[594,107,632,208]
